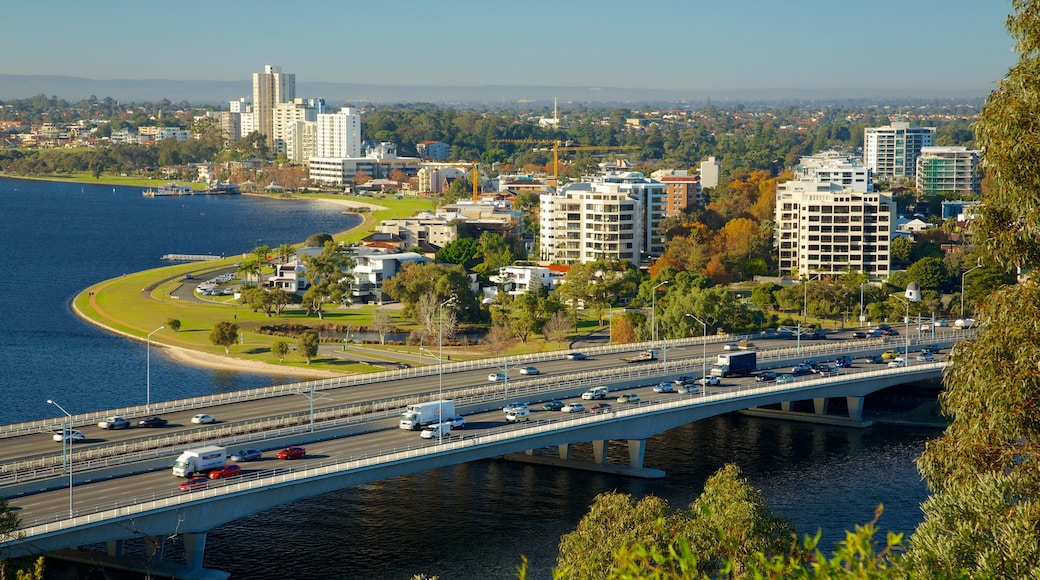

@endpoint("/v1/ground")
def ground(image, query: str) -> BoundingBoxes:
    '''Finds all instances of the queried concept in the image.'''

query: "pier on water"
[161,254,223,262]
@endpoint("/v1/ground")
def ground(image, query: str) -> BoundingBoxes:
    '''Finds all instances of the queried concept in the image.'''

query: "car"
[444,416,467,429]
[699,376,722,386]
[561,403,586,413]
[737,340,755,350]
[518,366,540,375]
[276,446,306,460]
[865,355,888,364]
[933,320,950,328]
[52,429,85,442]
[138,416,168,428]
[395,363,412,370]
[955,318,976,328]
[97,416,130,430]
[589,403,612,414]
[677,384,699,394]
[566,352,587,360]
[852,331,867,339]
[488,373,506,382]
[503,402,529,414]
[420,424,452,439]
[791,363,813,375]
[178,477,209,492]
[581,387,608,400]
[775,374,796,384]
[919,324,933,332]
[917,352,935,362]
[542,400,565,411]
[672,375,692,385]
[617,393,642,403]
[723,342,739,351]
[230,449,263,462]
[208,464,242,479]
[756,371,778,383]
[888,359,906,368]
[814,364,838,377]
[191,413,216,424]
[834,355,853,368]
[653,382,675,393]
[881,350,899,360]
[882,328,899,336]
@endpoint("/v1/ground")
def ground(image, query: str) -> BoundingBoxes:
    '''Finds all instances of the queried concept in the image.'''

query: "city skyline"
[0,0,1017,101]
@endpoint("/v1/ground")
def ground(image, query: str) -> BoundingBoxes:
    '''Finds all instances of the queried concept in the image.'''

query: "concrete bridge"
[2,363,944,578]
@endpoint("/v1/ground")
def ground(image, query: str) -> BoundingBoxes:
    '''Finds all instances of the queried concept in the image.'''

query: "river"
[0,177,936,579]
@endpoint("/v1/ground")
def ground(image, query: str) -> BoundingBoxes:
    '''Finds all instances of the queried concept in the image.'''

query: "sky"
[0,0,1018,95]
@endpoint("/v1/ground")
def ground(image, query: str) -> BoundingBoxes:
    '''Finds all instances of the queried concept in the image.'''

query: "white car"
[97,416,130,430]
[518,366,540,375]
[503,402,528,414]
[699,376,721,386]
[488,373,506,382]
[444,416,467,429]
[617,393,641,403]
[723,343,739,351]
[652,382,674,393]
[53,429,85,442]
[191,413,216,424]
[888,359,906,368]
[917,352,935,362]
[561,403,586,413]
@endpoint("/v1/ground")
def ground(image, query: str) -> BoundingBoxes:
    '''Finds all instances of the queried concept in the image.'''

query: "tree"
[209,321,238,353]
[305,233,333,248]
[481,324,512,355]
[271,340,289,362]
[297,330,320,364]
[164,318,181,332]
[542,311,571,345]
[905,256,948,291]
[301,241,356,319]
[472,231,514,278]
[276,243,295,264]
[435,237,480,270]
[371,309,394,345]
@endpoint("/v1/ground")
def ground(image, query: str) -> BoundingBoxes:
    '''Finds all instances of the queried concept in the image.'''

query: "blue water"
[0,177,361,424]
[1,176,933,579]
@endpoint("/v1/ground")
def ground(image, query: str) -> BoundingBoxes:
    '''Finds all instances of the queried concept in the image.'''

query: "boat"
[201,180,241,195]
[143,183,194,197]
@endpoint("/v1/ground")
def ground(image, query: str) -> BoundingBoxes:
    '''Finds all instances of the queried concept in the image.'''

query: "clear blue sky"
[0,0,1016,94]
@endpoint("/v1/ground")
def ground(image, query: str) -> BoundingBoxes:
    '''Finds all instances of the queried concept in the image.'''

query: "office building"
[915,146,981,196]
[775,179,894,278]
[864,121,935,179]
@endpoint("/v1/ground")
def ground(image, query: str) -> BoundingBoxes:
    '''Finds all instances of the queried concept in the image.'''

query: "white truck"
[171,445,227,477]
[710,351,757,377]
[399,400,455,430]
[621,349,658,363]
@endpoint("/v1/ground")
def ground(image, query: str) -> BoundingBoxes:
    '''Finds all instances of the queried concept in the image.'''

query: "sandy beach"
[163,343,346,378]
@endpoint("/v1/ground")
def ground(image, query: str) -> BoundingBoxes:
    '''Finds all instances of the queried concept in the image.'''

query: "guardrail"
[7,361,947,537]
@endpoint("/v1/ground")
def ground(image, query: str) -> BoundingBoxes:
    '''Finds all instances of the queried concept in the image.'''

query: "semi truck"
[171,445,227,477]
[710,351,757,377]
[399,400,455,430]
[621,349,658,363]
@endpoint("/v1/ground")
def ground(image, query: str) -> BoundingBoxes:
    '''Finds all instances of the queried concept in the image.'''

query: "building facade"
[539,180,644,266]
[794,150,873,193]
[864,121,936,180]
[915,146,981,196]
[775,179,894,278]
[699,156,720,188]
[252,64,295,152]
[317,107,362,159]
[652,169,702,215]
[416,141,449,161]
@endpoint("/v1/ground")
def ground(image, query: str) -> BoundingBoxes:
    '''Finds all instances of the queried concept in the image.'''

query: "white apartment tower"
[864,121,936,180]
[272,98,324,159]
[699,156,720,188]
[252,64,296,152]
[775,180,894,278]
[317,107,362,159]
[795,150,873,192]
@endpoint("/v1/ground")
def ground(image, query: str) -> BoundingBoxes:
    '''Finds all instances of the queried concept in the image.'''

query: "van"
[505,408,530,423]
[582,387,608,400]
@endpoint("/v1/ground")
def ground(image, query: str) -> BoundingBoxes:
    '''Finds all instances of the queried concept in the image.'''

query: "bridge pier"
[627,439,646,469]
[813,398,829,415]
[183,532,207,573]
[780,401,792,412]
[591,441,608,464]
[106,540,123,557]
[846,396,864,421]
[557,443,572,460]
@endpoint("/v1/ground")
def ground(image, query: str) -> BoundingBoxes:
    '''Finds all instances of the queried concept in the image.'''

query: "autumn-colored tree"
[389,168,409,184]
[353,170,372,186]
[611,315,637,344]
[704,256,732,285]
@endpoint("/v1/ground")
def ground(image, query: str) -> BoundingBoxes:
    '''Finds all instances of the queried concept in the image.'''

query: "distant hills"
[0,74,988,107]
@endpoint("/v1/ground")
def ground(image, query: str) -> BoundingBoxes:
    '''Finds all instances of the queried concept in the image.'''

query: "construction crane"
[492,139,640,184]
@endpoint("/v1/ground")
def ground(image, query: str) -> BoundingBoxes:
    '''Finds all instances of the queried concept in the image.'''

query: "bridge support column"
[557,443,572,460]
[846,396,864,421]
[813,398,828,415]
[106,540,124,557]
[626,439,646,469]
[780,401,792,412]
[183,532,207,572]
[591,440,608,464]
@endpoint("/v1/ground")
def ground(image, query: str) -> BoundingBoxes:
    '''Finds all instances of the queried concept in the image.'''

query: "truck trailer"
[172,445,227,477]
[710,351,757,377]
[399,400,455,430]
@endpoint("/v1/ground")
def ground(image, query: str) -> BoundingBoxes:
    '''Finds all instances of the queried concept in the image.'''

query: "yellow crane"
[492,139,640,184]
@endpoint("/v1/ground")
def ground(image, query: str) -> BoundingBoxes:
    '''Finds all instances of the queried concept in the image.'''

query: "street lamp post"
[897,282,921,365]
[437,295,456,443]
[686,314,707,393]
[960,262,983,319]
[651,281,669,371]
[47,399,74,519]
[146,325,164,414]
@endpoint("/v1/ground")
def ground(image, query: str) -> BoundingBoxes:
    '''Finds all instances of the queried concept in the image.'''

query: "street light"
[651,281,669,370]
[960,261,983,319]
[686,314,707,393]
[437,295,457,444]
[897,282,921,365]
[146,325,164,413]
[46,399,74,519]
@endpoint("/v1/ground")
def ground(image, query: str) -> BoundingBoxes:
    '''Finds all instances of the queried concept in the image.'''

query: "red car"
[276,446,306,460]
[208,464,243,480]
[178,477,209,492]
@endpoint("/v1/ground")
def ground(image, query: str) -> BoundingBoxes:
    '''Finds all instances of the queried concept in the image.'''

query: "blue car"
[230,449,263,462]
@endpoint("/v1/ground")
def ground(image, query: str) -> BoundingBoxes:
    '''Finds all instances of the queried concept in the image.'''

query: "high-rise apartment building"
[271,98,323,160]
[775,179,894,278]
[794,150,873,193]
[699,156,720,188]
[252,64,296,152]
[652,169,702,215]
[915,146,981,196]
[864,121,935,180]
[316,107,362,159]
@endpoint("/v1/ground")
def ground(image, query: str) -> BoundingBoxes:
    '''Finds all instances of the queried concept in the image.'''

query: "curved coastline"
[71,193,390,379]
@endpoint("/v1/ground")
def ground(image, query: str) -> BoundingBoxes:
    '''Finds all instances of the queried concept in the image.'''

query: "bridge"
[1,334,955,578]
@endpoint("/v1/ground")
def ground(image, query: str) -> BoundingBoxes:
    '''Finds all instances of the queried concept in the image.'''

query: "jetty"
[160,254,223,262]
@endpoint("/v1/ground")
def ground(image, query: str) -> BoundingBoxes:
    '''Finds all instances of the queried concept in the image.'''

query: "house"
[351,250,428,304]
[267,261,309,292]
